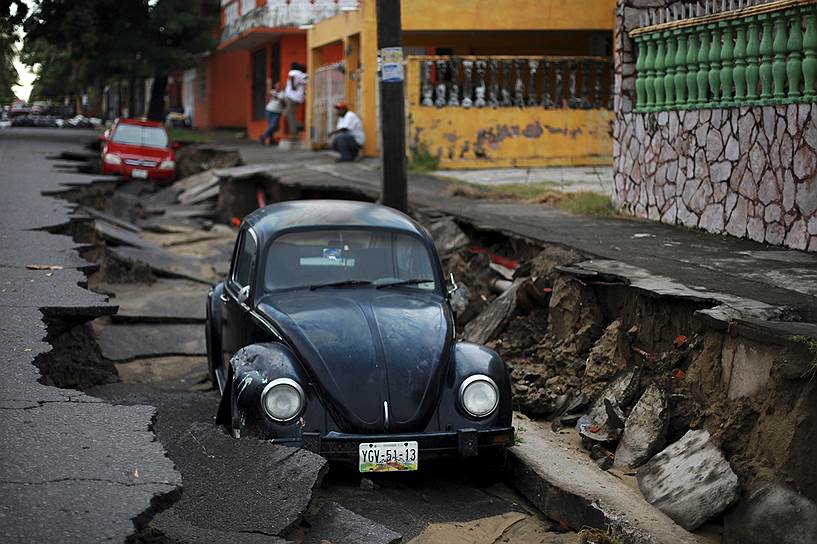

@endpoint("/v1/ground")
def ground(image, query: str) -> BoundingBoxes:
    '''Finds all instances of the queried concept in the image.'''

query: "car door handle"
[220,294,229,303]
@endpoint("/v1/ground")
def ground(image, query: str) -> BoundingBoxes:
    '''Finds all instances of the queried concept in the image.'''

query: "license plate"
[132,169,148,179]
[359,441,418,472]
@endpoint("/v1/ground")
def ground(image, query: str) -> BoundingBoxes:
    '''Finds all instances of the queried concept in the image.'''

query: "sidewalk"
[226,140,817,334]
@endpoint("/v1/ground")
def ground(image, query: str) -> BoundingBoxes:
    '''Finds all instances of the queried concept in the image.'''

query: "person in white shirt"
[283,62,307,140]
[259,80,283,146]
[329,101,365,162]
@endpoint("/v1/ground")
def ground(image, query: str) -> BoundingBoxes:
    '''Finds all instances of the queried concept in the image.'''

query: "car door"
[220,227,258,369]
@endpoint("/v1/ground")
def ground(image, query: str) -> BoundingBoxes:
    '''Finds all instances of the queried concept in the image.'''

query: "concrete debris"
[576,413,622,445]
[449,281,472,317]
[529,246,584,279]
[588,369,641,417]
[94,220,163,251]
[614,383,670,469]
[108,245,218,284]
[81,206,142,233]
[463,280,522,344]
[94,322,207,362]
[429,217,470,255]
[175,144,242,178]
[489,261,516,281]
[638,429,740,530]
[177,171,220,205]
[547,276,604,354]
[723,482,817,544]
[360,477,375,491]
[145,508,289,544]
[97,279,209,322]
[299,502,402,544]
[509,414,702,544]
[406,511,568,544]
[583,320,631,397]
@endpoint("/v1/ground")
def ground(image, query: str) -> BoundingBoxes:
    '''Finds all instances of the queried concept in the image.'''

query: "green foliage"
[0,0,28,102]
[409,142,441,172]
[557,192,618,217]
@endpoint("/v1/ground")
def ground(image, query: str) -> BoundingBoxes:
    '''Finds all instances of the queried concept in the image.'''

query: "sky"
[11,0,35,102]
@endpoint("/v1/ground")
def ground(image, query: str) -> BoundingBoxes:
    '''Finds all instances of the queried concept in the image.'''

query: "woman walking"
[259,82,283,146]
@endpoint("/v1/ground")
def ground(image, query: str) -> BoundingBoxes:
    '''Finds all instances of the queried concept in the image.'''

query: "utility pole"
[376,0,407,212]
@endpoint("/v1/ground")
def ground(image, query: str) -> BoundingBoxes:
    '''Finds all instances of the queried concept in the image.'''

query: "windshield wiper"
[309,280,374,291]
[376,278,435,289]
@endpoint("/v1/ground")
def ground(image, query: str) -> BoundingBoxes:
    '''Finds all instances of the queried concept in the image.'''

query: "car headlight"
[103,153,121,165]
[159,160,175,170]
[261,378,304,422]
[459,375,499,418]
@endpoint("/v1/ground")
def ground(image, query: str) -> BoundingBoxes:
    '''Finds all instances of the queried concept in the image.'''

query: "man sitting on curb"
[329,102,364,162]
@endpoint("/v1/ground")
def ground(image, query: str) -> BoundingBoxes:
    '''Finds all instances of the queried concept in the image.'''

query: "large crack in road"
[30,128,570,543]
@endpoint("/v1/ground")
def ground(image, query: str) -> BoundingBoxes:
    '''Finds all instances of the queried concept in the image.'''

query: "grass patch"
[409,142,441,172]
[445,180,618,217]
[168,128,212,144]
[791,335,817,379]
[578,527,622,544]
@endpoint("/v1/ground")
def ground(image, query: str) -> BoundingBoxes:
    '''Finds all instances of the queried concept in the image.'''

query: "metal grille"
[311,62,345,147]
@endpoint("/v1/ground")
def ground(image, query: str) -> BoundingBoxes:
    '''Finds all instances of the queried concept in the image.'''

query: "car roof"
[245,200,428,240]
[116,118,164,128]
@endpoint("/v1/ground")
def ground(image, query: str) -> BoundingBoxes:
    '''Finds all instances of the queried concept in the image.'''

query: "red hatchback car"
[100,119,178,182]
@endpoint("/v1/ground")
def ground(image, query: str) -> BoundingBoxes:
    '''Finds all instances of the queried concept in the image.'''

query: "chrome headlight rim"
[458,374,499,418]
[260,377,305,422]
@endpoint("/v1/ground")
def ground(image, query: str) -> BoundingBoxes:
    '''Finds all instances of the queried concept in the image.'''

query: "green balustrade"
[686,28,699,106]
[645,34,657,109]
[655,32,666,108]
[635,36,647,108]
[697,23,711,106]
[772,10,789,99]
[664,29,677,107]
[759,13,774,101]
[630,1,817,111]
[746,16,761,101]
[786,8,804,100]
[734,17,748,104]
[804,8,817,98]
[708,23,722,106]
[720,21,735,104]
[674,27,688,106]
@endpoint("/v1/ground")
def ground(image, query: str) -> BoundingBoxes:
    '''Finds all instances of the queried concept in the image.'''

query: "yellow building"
[307,0,616,168]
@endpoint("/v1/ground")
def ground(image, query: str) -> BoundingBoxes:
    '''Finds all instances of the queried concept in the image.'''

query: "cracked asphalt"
[0,128,180,543]
[0,128,555,543]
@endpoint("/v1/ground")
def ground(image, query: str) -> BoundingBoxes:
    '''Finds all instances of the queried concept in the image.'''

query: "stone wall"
[613,1,817,252]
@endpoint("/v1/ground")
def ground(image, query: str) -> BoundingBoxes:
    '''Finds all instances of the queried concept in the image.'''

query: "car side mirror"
[446,272,459,298]
[238,285,250,304]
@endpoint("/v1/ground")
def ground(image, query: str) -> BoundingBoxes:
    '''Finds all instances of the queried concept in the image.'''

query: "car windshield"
[111,124,169,148]
[264,229,438,293]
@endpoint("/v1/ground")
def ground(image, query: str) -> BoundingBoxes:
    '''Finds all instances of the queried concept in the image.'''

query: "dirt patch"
[35,316,118,390]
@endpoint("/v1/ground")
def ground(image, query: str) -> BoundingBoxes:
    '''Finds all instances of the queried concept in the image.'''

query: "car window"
[264,229,437,292]
[233,230,257,289]
[111,124,169,148]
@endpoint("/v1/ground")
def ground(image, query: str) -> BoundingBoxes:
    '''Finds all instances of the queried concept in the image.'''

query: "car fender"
[435,341,513,429]
[217,342,311,438]
[205,282,224,387]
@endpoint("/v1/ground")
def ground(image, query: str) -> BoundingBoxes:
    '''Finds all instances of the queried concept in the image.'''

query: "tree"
[144,0,217,121]
[0,0,27,103]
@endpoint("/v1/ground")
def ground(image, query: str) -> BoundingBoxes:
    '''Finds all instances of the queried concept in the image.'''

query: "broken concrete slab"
[463,280,522,344]
[429,217,470,256]
[637,429,739,531]
[723,482,817,544]
[168,422,327,536]
[94,219,163,250]
[96,279,208,322]
[143,508,289,544]
[108,245,218,284]
[547,275,604,353]
[300,502,402,544]
[176,144,242,178]
[509,413,703,544]
[94,322,206,361]
[81,206,142,233]
[614,384,669,469]
[114,356,208,385]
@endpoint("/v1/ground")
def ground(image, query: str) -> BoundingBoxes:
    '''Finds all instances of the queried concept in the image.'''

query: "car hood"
[105,142,172,161]
[257,288,452,433]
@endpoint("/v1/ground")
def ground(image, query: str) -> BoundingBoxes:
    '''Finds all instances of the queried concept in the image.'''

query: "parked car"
[100,118,178,181]
[206,200,514,473]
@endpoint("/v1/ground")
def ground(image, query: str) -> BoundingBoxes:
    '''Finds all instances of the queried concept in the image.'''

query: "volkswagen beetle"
[206,200,514,473]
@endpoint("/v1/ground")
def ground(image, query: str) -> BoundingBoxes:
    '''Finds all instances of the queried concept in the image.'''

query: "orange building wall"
[319,42,344,65]
[196,49,249,129]
[246,33,308,141]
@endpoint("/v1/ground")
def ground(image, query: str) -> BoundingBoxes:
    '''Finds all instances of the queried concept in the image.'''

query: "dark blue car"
[206,200,513,473]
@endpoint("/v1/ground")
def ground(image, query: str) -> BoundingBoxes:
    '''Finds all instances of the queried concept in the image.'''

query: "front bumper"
[274,427,515,461]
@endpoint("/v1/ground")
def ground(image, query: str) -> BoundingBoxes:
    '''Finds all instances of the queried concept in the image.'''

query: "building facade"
[194,0,359,141]
[307,0,617,168]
